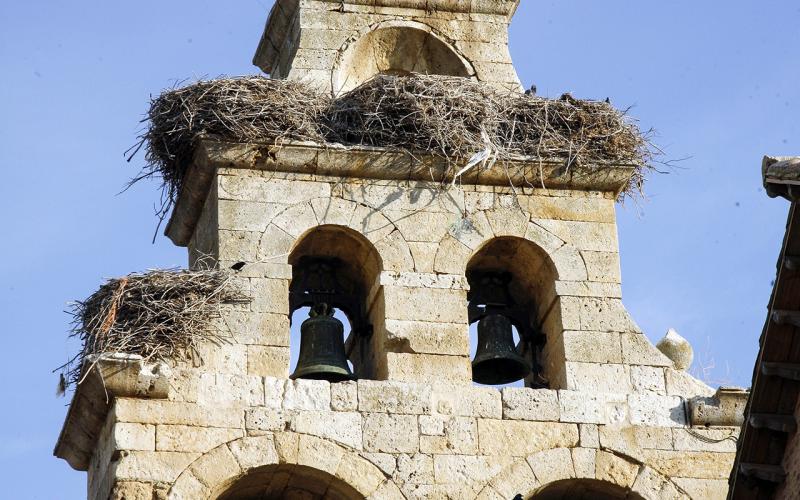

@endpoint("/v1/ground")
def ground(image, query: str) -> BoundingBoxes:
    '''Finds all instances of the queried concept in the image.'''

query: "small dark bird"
[56,373,67,397]
[604,97,611,104]
[231,262,246,271]
[524,84,537,96]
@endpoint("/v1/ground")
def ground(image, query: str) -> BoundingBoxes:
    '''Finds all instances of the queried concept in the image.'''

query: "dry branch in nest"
[60,269,249,388]
[133,74,654,217]
[134,77,328,220]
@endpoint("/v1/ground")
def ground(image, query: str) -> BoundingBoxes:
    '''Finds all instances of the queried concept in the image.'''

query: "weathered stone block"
[564,362,631,394]
[358,380,432,414]
[527,447,575,484]
[631,365,668,395]
[247,345,290,378]
[595,450,638,488]
[433,455,509,494]
[418,415,446,436]
[225,311,290,346]
[218,175,330,204]
[156,425,243,453]
[582,251,622,283]
[672,478,729,500]
[419,416,478,454]
[501,388,560,421]
[487,458,539,499]
[598,425,673,457]
[113,423,155,451]
[383,319,470,356]
[571,447,597,479]
[335,452,386,497]
[621,333,674,367]
[110,482,153,500]
[477,419,578,456]
[114,400,243,428]
[579,424,599,448]
[196,373,264,407]
[561,330,623,364]
[532,219,618,253]
[116,451,200,483]
[218,199,285,232]
[394,453,434,485]
[283,379,331,411]
[639,450,735,479]
[228,435,278,471]
[291,411,363,450]
[673,428,738,453]
[559,391,628,425]
[628,394,686,427]
[382,285,467,323]
[632,466,683,499]
[432,385,502,418]
[331,381,358,411]
[249,278,290,314]
[245,407,290,433]
[362,413,419,453]
[382,353,471,385]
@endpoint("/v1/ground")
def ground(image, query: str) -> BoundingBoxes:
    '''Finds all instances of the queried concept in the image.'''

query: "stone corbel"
[53,354,172,471]
[689,386,749,427]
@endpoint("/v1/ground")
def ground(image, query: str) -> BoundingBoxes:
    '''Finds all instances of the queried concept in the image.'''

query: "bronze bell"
[472,313,531,385]
[291,303,355,383]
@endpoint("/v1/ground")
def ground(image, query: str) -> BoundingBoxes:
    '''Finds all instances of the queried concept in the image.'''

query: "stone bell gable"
[55,2,746,499]
[253,0,522,93]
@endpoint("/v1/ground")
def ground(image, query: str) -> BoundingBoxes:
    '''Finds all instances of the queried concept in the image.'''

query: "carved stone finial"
[657,328,694,370]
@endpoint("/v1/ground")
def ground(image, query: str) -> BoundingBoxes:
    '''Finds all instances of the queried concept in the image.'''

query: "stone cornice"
[53,355,171,471]
[164,138,637,246]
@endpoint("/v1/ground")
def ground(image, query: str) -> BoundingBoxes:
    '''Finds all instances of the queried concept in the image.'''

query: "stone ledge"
[53,355,172,471]
[165,139,637,246]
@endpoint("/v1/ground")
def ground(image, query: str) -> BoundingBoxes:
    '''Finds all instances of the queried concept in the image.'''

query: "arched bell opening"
[529,479,645,500]
[466,237,558,388]
[332,22,474,95]
[288,225,382,382]
[215,464,363,500]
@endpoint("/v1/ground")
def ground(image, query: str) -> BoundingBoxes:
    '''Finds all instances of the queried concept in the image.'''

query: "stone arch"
[168,432,404,500]
[332,19,475,95]
[477,448,687,500]
[262,198,413,272]
[433,210,584,283]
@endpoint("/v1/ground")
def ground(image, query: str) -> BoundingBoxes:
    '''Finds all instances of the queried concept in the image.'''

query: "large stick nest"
[61,269,249,388]
[134,74,654,217]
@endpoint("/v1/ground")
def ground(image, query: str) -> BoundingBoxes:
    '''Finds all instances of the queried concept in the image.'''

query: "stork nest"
[60,269,249,388]
[132,74,654,219]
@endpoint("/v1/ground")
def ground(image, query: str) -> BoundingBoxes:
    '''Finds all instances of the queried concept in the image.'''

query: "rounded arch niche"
[332,20,474,94]
[466,237,559,387]
[288,225,384,379]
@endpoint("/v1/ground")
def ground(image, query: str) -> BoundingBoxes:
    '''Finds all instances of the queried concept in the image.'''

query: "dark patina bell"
[472,313,531,385]
[291,303,355,383]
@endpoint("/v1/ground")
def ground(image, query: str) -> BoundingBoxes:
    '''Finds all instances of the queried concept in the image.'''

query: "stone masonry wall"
[99,378,737,500]
[83,167,738,499]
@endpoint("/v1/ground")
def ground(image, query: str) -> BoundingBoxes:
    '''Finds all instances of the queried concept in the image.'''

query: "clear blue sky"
[1,1,798,497]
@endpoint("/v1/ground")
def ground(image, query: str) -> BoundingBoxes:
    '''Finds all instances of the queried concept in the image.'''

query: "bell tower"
[55,2,746,499]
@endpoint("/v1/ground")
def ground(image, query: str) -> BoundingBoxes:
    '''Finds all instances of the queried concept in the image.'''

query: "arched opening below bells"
[530,479,645,500]
[215,464,364,500]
